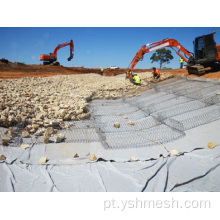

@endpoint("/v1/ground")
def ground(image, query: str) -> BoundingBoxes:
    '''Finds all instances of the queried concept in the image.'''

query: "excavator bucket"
[67,54,74,61]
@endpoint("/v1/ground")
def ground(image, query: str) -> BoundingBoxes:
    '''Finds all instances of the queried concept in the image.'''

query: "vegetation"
[150,48,174,69]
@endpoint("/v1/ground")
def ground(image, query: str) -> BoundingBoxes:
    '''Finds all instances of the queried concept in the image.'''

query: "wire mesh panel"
[20,127,101,145]
[186,85,220,100]
[1,77,220,150]
[89,98,125,108]
[172,81,209,92]
[61,128,101,143]
[93,110,148,124]
[151,100,208,121]
[155,79,188,92]
[202,94,220,105]
[90,103,139,116]
[22,135,43,145]
[0,120,27,147]
[164,105,220,131]
[126,92,168,104]
[104,124,184,149]
[105,131,149,149]
[126,88,159,102]
[146,96,191,114]
[137,94,177,109]
[69,120,95,129]
[97,116,160,133]
[172,83,212,96]
[157,80,213,96]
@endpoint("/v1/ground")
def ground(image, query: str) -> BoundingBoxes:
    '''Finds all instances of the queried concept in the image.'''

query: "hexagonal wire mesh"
[1,77,220,149]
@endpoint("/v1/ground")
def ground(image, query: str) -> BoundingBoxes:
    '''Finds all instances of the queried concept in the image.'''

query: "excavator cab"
[194,33,217,63]
[128,32,220,76]
[187,32,220,75]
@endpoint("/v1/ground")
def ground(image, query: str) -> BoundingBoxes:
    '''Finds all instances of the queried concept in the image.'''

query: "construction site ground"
[1,62,220,192]
[1,62,220,79]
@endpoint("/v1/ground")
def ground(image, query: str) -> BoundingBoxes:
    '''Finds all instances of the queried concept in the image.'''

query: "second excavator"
[39,40,74,66]
[127,31,220,79]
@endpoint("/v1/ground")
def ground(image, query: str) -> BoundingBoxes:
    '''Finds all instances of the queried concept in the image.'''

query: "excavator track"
[187,64,206,75]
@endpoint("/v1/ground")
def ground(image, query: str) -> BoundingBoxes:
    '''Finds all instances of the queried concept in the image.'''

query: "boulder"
[43,129,50,144]
[22,130,30,138]
[1,136,11,146]
[51,133,65,143]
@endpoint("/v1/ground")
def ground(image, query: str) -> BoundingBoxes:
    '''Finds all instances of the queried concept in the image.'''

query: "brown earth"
[160,68,220,80]
[0,62,220,79]
[0,63,141,79]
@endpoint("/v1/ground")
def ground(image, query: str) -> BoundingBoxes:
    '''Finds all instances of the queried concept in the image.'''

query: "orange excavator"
[127,31,220,79]
[39,40,74,66]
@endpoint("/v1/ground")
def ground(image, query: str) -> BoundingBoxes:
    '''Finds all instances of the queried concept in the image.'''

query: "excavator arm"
[39,40,74,65]
[52,40,74,61]
[127,39,192,78]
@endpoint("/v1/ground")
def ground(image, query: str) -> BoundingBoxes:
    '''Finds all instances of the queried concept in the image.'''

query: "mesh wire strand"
[164,105,220,131]
[1,77,220,149]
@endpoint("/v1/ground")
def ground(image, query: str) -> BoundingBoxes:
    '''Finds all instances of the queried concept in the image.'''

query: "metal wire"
[1,77,220,149]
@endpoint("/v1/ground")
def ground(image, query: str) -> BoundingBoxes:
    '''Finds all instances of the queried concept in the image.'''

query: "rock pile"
[0,72,172,142]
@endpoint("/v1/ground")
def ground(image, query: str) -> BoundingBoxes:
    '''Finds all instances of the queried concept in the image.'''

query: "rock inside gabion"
[51,133,65,143]
[22,130,30,138]
[20,144,31,149]
[0,72,173,131]
[114,122,120,128]
[1,136,11,146]
[128,121,135,125]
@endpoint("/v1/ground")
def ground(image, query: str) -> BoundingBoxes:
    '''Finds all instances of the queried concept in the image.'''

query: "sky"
[1,27,220,69]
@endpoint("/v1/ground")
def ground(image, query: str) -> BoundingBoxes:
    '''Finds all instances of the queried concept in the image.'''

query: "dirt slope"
[160,68,220,80]
[1,62,220,79]
[0,63,144,79]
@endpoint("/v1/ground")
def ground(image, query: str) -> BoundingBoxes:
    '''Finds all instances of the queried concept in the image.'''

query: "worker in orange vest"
[152,67,160,79]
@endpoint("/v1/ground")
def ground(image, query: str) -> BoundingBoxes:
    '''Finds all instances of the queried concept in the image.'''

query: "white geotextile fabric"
[1,119,220,192]
[1,147,220,192]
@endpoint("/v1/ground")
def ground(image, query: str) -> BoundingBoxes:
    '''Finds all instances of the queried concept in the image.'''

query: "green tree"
[150,48,174,69]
